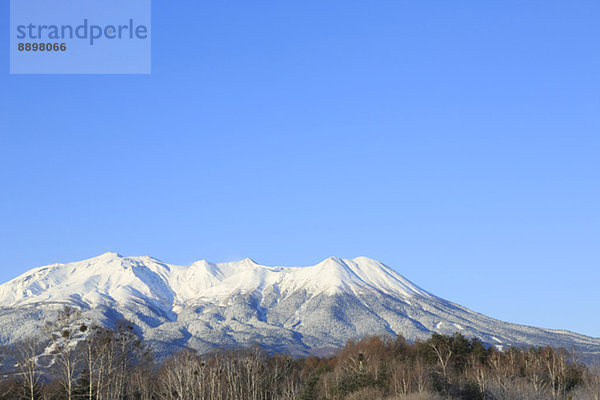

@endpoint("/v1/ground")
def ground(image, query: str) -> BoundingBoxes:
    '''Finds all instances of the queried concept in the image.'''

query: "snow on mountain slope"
[0,252,175,310]
[0,253,598,362]
[0,253,428,308]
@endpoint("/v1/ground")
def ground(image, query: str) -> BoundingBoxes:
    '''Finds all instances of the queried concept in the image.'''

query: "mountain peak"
[97,251,122,259]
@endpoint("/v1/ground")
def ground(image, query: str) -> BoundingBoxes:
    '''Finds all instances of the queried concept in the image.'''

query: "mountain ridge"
[0,253,598,362]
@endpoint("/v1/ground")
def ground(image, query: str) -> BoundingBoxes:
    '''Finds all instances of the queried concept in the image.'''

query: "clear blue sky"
[1,2,599,337]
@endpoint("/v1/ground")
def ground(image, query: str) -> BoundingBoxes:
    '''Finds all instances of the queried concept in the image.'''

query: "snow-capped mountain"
[0,252,598,361]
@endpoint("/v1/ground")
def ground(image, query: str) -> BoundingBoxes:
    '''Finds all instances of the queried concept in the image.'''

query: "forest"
[0,308,599,400]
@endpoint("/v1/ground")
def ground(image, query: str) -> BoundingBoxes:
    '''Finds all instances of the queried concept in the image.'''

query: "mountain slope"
[0,252,598,362]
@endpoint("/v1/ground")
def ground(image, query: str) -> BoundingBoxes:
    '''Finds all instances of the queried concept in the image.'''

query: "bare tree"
[542,346,568,399]
[13,338,44,400]
[390,359,413,396]
[524,347,550,398]
[465,352,490,393]
[46,306,84,400]
[430,339,452,381]
[577,364,600,400]
[158,349,202,400]
[413,356,430,395]
[128,361,156,400]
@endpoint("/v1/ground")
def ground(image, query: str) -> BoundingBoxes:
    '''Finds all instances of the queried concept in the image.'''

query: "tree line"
[0,307,599,400]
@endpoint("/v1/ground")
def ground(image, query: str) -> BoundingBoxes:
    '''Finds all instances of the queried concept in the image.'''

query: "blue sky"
[1,1,599,336]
